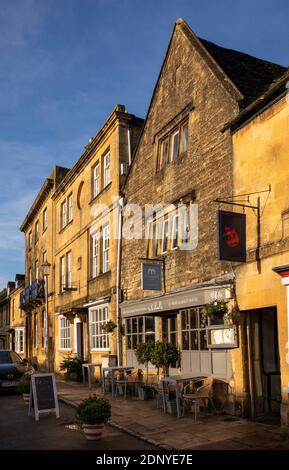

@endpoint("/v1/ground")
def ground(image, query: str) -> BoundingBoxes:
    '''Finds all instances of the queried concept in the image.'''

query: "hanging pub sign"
[217,210,246,262]
[141,262,162,291]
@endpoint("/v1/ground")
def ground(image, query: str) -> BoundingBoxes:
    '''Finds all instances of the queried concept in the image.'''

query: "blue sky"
[0,0,288,289]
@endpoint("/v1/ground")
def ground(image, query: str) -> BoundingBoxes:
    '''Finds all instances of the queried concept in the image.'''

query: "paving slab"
[56,378,289,450]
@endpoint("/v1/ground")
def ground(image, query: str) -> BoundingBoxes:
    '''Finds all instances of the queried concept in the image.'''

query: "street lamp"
[41,261,51,372]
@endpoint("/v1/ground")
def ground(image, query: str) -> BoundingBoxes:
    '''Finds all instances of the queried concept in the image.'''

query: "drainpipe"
[127,127,132,166]
[116,196,125,366]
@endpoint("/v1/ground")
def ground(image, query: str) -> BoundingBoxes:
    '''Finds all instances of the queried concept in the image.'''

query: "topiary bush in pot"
[76,394,111,440]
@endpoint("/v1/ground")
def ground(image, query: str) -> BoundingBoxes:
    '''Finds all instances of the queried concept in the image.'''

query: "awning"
[120,284,232,318]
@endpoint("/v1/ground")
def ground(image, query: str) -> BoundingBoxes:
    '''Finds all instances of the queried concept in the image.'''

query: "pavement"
[0,392,156,450]
[56,379,289,450]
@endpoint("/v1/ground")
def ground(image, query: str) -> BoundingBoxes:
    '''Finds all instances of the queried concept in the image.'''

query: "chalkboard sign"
[29,373,59,421]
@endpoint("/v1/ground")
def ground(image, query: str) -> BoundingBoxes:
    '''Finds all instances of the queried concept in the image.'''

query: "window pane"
[145,317,155,333]
[189,309,198,329]
[182,123,189,152]
[132,318,138,333]
[182,331,190,350]
[171,132,179,161]
[200,330,208,350]
[190,331,198,350]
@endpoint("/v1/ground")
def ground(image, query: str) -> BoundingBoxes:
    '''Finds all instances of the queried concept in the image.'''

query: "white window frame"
[34,313,38,349]
[103,151,110,188]
[43,208,47,231]
[42,309,47,349]
[102,224,110,273]
[61,200,67,230]
[170,130,179,162]
[172,214,179,249]
[89,305,110,351]
[60,256,65,292]
[93,162,100,198]
[35,220,39,243]
[29,267,32,286]
[67,193,73,223]
[161,219,169,254]
[66,251,72,288]
[15,327,24,354]
[59,315,72,350]
[92,231,99,278]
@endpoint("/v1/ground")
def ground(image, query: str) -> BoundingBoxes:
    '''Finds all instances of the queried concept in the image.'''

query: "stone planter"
[22,393,30,405]
[82,423,104,440]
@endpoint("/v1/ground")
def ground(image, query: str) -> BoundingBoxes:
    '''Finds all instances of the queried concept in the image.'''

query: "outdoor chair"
[101,370,112,393]
[182,377,217,420]
[115,371,129,399]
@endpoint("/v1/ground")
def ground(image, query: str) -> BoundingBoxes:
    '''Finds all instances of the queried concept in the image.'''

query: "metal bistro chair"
[115,370,129,399]
[102,370,113,394]
[182,377,217,420]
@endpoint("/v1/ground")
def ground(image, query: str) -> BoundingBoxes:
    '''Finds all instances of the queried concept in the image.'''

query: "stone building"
[226,69,289,425]
[52,105,143,373]
[0,287,10,349]
[8,275,25,357]
[120,19,286,414]
[20,166,70,370]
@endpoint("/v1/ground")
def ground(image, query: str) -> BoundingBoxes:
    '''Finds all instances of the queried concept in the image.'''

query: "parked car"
[0,350,34,391]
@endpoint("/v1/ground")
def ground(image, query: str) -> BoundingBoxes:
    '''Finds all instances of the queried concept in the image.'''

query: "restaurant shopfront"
[120,281,236,380]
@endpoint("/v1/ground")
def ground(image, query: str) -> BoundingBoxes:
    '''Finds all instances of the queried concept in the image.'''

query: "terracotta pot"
[22,393,30,405]
[82,423,104,440]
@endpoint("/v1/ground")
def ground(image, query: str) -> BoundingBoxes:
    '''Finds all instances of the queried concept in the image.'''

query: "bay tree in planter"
[76,395,111,440]
[150,341,179,414]
[135,342,155,400]
[151,341,179,377]
[60,354,85,382]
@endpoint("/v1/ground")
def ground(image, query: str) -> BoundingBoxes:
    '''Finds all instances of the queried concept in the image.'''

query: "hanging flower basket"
[102,320,117,333]
[201,299,231,327]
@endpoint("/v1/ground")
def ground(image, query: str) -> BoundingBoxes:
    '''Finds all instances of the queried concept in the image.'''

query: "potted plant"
[201,299,230,327]
[135,342,155,400]
[76,394,111,440]
[151,341,179,414]
[102,320,117,334]
[17,375,31,404]
[60,354,85,382]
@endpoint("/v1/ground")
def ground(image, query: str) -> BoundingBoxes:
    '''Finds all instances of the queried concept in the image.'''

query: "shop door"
[246,307,281,421]
[75,322,84,358]
[162,315,178,374]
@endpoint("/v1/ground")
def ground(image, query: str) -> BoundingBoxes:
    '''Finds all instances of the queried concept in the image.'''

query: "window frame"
[34,313,38,349]
[59,315,72,350]
[89,305,110,351]
[181,122,189,154]
[161,218,169,254]
[92,161,100,198]
[43,207,47,232]
[172,214,179,250]
[102,224,110,273]
[15,327,24,354]
[67,193,73,223]
[170,130,179,162]
[60,200,67,230]
[92,231,99,278]
[35,220,39,244]
[28,231,32,250]
[42,309,47,349]
[180,307,208,352]
[66,251,72,288]
[125,316,156,351]
[60,256,66,292]
[103,151,110,188]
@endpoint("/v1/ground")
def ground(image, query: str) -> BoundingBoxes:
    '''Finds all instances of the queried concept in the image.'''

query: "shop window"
[89,305,109,350]
[125,316,155,350]
[181,307,208,351]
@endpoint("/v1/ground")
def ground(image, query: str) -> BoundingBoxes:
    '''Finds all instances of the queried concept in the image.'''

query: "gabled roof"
[123,18,286,187]
[199,38,286,106]
[224,67,289,132]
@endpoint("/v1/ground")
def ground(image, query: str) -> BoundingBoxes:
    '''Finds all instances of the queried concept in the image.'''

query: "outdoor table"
[102,366,134,398]
[82,363,102,388]
[161,374,206,418]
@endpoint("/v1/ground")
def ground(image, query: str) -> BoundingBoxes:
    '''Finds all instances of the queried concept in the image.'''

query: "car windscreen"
[0,351,22,364]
